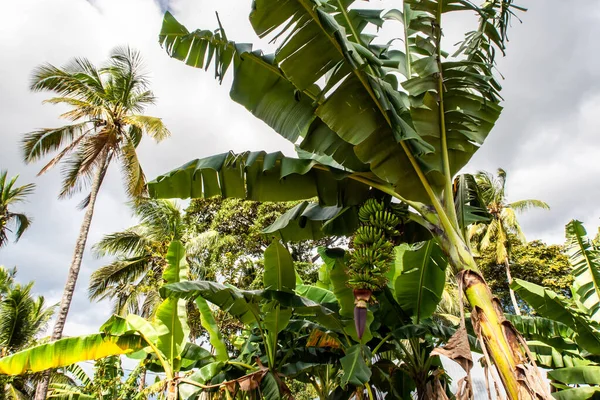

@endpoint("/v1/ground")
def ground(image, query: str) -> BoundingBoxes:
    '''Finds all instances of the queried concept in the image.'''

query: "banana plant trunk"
[505,258,522,316]
[34,149,109,400]
[459,266,549,399]
[429,210,551,399]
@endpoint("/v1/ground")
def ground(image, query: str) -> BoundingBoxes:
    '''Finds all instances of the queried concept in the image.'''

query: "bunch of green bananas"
[348,199,400,290]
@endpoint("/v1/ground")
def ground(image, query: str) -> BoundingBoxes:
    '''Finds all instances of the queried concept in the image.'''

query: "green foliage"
[393,241,447,323]
[0,267,55,398]
[0,171,35,248]
[184,196,339,289]
[478,238,572,311]
[89,199,184,318]
[565,220,600,322]
[510,221,600,398]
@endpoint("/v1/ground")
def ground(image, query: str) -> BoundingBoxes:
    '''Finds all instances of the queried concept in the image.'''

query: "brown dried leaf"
[516,364,553,400]
[431,327,473,373]
[306,329,342,349]
[425,371,451,400]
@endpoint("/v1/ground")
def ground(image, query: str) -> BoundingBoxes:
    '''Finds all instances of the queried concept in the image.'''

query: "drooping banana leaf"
[160,281,261,326]
[505,314,578,352]
[262,201,359,241]
[295,284,338,308]
[0,334,146,375]
[550,387,600,400]
[548,365,600,385]
[565,220,600,322]
[147,151,374,207]
[394,240,447,322]
[524,340,589,369]
[512,279,600,355]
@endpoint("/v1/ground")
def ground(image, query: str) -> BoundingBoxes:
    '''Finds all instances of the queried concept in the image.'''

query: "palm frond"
[133,199,183,241]
[21,123,90,165]
[479,218,499,251]
[508,199,550,212]
[118,137,147,199]
[8,213,33,242]
[58,133,111,198]
[501,207,526,243]
[88,257,152,301]
[0,282,54,353]
[30,59,106,106]
[122,115,170,142]
[92,228,150,258]
[102,46,151,111]
[43,97,105,122]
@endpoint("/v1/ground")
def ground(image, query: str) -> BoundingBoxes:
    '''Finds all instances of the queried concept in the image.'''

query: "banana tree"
[150,0,548,397]
[510,220,600,399]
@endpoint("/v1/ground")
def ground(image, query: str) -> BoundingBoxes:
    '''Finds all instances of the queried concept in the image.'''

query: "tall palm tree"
[22,46,170,398]
[0,171,35,248]
[470,168,549,315]
[0,266,55,398]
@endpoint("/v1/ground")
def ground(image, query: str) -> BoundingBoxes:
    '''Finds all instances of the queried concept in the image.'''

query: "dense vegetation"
[0,1,598,399]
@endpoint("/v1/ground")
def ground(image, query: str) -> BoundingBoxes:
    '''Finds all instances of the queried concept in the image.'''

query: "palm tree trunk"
[34,149,109,400]
[504,258,521,316]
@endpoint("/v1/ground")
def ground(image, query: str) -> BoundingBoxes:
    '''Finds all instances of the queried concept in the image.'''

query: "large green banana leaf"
[195,297,228,362]
[548,365,600,385]
[548,366,600,400]
[505,314,578,352]
[148,151,374,207]
[523,340,589,369]
[154,240,190,374]
[565,220,600,322]
[263,240,296,292]
[0,334,146,375]
[263,240,295,367]
[512,279,600,355]
[262,201,359,241]
[155,0,506,205]
[340,344,372,388]
[394,240,447,322]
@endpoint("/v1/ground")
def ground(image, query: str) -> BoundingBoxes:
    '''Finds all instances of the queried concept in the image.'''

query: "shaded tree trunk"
[35,150,109,400]
[505,258,521,316]
[138,366,146,397]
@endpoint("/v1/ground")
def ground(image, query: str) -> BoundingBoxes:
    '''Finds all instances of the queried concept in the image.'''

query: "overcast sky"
[1,0,599,337]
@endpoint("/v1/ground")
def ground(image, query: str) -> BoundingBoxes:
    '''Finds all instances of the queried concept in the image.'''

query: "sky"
[0,0,599,338]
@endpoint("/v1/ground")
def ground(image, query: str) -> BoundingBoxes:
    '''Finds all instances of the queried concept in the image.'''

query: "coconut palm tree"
[0,266,55,398]
[0,171,35,249]
[22,46,170,398]
[470,168,549,315]
[89,199,190,318]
